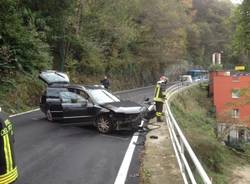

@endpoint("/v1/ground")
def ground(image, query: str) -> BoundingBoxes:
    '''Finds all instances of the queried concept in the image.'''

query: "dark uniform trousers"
[0,112,18,184]
[153,83,166,122]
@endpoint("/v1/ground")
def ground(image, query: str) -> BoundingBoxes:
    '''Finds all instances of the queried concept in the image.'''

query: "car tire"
[46,109,53,122]
[97,115,113,134]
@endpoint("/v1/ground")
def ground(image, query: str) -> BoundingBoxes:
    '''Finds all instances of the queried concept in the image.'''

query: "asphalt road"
[10,86,154,184]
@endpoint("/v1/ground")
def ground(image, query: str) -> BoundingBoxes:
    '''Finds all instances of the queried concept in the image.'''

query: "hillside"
[170,85,250,183]
[1,0,249,113]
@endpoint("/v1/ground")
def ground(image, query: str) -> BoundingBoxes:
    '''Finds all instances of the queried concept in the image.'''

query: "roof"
[231,72,250,77]
[213,71,250,77]
[48,84,104,90]
[83,85,105,90]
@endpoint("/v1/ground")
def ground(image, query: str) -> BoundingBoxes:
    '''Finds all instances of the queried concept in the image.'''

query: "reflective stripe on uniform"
[4,120,11,126]
[3,135,10,172]
[156,112,163,117]
[154,84,164,102]
[0,172,18,184]
[2,119,14,172]
[0,117,18,184]
[155,84,160,99]
[0,167,18,184]
[5,135,13,171]
[2,132,13,174]
[154,97,164,102]
[154,85,158,98]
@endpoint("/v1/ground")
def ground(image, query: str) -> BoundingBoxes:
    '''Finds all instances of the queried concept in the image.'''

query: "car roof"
[83,85,105,90]
[48,84,105,90]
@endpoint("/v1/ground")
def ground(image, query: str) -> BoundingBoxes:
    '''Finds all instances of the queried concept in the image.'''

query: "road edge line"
[114,134,139,184]
[9,108,40,117]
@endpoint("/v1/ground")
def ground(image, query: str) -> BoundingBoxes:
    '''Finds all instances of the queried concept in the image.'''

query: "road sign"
[235,66,245,71]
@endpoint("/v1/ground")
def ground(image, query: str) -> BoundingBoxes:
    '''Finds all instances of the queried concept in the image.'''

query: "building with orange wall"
[210,71,250,142]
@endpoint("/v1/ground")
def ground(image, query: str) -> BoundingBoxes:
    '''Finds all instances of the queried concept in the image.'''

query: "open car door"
[59,91,94,124]
[39,70,70,85]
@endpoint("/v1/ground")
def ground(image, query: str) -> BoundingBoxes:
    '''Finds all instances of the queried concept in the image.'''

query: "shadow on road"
[48,121,134,139]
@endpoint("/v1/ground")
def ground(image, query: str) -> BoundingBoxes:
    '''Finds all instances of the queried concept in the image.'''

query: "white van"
[180,75,193,85]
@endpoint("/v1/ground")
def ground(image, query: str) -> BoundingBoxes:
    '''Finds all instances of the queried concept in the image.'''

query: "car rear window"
[47,88,67,98]
[40,71,70,84]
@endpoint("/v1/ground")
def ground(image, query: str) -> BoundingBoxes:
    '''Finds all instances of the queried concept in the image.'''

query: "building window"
[232,109,240,118]
[232,89,240,98]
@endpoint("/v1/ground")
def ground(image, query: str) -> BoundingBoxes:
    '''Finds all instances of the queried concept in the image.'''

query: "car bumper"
[112,114,141,130]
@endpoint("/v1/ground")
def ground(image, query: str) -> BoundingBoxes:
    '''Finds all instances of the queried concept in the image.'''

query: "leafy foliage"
[232,0,250,64]
[0,0,52,82]
[0,0,236,81]
[0,0,241,111]
[188,0,234,67]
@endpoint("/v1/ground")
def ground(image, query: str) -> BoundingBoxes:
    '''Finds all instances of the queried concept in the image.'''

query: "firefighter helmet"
[159,76,168,83]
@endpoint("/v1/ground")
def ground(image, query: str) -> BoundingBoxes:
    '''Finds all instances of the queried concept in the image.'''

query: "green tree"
[0,0,52,82]
[189,0,234,67]
[233,0,250,64]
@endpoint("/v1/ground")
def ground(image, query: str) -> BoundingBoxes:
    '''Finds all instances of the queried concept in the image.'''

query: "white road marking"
[114,134,139,184]
[114,110,147,184]
[9,108,40,117]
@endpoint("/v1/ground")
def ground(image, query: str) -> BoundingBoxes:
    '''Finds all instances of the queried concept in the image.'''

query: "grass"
[0,73,44,113]
[170,84,249,184]
[140,168,151,184]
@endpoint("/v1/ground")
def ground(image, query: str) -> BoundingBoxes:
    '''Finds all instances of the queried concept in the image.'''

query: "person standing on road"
[0,107,18,184]
[153,76,168,122]
[100,75,110,90]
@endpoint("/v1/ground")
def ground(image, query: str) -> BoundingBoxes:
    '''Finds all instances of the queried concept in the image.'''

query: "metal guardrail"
[165,82,212,184]
[113,82,178,94]
[114,85,154,95]
[114,81,178,95]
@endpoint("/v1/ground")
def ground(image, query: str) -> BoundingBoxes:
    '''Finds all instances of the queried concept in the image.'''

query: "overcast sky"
[231,0,243,4]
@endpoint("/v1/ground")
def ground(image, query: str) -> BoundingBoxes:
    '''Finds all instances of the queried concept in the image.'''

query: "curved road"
[11,87,154,184]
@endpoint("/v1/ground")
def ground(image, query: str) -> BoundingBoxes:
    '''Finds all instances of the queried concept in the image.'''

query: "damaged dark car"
[39,70,146,133]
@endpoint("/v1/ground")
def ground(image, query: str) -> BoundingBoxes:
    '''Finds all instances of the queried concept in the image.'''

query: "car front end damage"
[109,112,141,130]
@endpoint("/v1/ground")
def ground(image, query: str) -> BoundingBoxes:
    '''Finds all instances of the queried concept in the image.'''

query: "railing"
[165,82,212,184]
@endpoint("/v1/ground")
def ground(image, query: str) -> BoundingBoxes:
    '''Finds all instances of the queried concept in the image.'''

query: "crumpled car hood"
[102,101,142,114]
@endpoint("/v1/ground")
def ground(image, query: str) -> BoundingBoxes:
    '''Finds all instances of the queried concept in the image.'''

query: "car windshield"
[88,89,120,104]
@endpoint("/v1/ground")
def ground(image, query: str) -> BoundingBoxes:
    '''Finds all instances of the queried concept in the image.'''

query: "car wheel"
[46,109,53,122]
[97,115,113,134]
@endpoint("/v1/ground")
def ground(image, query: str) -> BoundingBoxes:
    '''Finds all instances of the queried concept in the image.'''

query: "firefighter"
[0,107,18,184]
[154,76,168,122]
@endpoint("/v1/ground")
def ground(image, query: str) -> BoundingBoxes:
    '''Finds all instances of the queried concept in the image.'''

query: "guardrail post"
[180,139,185,175]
